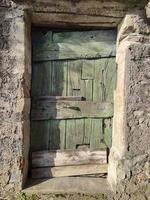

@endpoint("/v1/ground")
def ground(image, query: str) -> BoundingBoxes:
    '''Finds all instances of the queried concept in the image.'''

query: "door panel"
[31,28,116,177]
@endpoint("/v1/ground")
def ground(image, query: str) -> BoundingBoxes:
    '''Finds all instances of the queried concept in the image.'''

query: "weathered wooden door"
[31,28,117,178]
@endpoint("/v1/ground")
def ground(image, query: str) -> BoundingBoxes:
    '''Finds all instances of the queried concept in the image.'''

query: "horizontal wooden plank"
[32,96,85,101]
[32,164,108,178]
[32,12,120,29]
[32,30,116,61]
[31,101,113,120]
[32,149,107,167]
[33,43,116,61]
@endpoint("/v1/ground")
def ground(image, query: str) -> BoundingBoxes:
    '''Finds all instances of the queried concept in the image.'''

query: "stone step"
[23,177,110,195]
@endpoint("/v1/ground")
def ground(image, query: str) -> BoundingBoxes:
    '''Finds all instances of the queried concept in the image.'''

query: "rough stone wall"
[0,2,31,199]
[108,9,150,200]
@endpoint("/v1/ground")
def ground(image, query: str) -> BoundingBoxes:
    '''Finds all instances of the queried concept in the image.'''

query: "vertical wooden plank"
[82,60,94,80]
[66,119,84,149]
[92,58,116,149]
[66,60,84,149]
[90,119,106,150]
[31,62,51,96]
[81,78,93,147]
[104,118,112,148]
[65,120,75,149]
[75,119,85,148]
[49,120,60,150]
[48,120,66,150]
[83,118,92,145]
[48,61,67,150]
[90,59,105,150]
[30,121,49,151]
[85,80,93,100]
[67,60,82,96]
[81,62,93,147]
[59,120,66,150]
[31,59,52,152]
[81,80,86,99]
[103,58,117,102]
[93,59,105,102]
[51,61,67,96]
[81,79,93,100]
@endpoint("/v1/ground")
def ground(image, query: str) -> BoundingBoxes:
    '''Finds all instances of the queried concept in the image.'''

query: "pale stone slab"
[24,177,110,195]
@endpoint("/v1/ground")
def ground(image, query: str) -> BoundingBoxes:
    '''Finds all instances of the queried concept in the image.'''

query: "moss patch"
[14,193,38,200]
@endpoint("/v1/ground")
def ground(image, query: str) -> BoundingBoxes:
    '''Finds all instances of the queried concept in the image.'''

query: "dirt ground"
[15,193,107,200]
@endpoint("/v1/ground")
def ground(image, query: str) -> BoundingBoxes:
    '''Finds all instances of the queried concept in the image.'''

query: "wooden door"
[31,28,117,178]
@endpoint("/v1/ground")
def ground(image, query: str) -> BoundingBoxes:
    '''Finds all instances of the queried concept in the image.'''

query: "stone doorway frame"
[20,7,149,191]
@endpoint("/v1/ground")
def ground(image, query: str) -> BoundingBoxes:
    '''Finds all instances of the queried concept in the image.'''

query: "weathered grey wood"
[32,149,107,167]
[103,58,117,102]
[65,61,84,149]
[59,120,66,150]
[31,101,113,120]
[33,30,116,61]
[90,119,106,150]
[33,43,116,61]
[93,59,105,102]
[65,119,85,149]
[30,121,50,151]
[80,78,93,146]
[82,60,94,80]
[104,118,112,148]
[81,80,93,101]
[32,164,108,178]
[32,96,85,101]
[32,12,122,28]
[67,60,82,96]
[31,29,117,157]
[50,61,67,96]
[48,120,66,150]
[31,62,52,96]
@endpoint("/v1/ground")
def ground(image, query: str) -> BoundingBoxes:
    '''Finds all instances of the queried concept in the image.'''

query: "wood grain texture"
[30,121,50,151]
[67,60,82,96]
[32,164,108,178]
[31,62,52,96]
[102,58,117,102]
[90,119,106,149]
[33,30,116,61]
[104,118,112,148]
[82,60,94,80]
[32,149,107,167]
[31,100,114,120]
[93,59,105,102]
[32,12,121,28]
[31,29,117,154]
